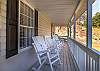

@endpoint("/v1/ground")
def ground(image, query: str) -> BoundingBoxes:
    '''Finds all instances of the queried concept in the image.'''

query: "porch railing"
[59,36,68,41]
[67,38,100,71]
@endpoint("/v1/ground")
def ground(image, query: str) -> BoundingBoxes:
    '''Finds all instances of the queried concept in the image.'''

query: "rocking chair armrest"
[37,50,48,54]
[47,46,57,51]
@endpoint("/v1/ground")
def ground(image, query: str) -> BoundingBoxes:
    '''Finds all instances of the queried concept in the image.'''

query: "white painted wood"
[32,36,62,71]
[25,0,80,25]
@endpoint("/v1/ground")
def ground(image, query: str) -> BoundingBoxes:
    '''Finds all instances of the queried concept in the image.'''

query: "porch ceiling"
[25,0,80,26]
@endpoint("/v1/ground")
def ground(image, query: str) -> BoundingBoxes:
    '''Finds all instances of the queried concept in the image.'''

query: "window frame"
[18,0,35,53]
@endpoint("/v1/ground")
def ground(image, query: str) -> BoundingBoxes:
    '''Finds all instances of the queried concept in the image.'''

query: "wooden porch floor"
[28,42,79,71]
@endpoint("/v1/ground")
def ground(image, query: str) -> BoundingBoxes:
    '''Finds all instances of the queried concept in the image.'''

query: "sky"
[92,0,100,17]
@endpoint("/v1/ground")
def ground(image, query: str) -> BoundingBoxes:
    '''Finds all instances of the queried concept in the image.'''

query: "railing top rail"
[68,37,100,62]
[59,36,68,37]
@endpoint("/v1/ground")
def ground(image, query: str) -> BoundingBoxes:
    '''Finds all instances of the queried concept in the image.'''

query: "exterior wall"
[0,0,6,63]
[38,12,51,36]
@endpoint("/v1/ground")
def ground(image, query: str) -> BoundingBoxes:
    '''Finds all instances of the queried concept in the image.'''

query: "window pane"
[27,28,32,46]
[28,6,30,16]
[23,38,27,48]
[30,9,33,18]
[20,1,24,14]
[28,18,30,26]
[30,19,33,27]
[23,16,28,26]
[20,27,23,48]
[92,0,100,51]
[20,14,24,25]
[20,27,23,37]
[24,4,28,15]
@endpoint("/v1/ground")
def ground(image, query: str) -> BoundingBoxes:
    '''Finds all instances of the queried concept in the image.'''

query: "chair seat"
[49,53,58,59]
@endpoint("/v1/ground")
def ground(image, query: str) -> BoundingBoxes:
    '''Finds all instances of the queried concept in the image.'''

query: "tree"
[83,20,87,28]
[92,12,100,28]
[83,12,100,28]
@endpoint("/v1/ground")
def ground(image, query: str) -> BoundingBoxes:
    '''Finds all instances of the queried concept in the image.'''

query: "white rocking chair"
[32,36,48,71]
[32,36,61,71]
[52,35,64,50]
[45,36,63,63]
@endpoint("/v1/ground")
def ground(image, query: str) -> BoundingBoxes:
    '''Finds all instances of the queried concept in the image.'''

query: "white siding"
[0,0,6,63]
[38,12,51,36]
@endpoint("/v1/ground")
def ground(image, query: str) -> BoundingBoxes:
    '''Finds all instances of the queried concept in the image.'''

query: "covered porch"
[0,0,100,71]
[28,40,78,71]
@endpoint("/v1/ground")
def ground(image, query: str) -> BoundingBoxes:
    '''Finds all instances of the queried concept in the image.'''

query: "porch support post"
[67,24,69,37]
[70,20,72,37]
[86,1,93,70]
[87,0,92,48]
[74,15,76,39]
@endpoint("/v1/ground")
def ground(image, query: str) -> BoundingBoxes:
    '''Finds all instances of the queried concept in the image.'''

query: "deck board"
[29,42,78,71]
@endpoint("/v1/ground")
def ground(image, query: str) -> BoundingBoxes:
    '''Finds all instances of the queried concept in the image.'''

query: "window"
[92,0,100,51]
[19,1,34,49]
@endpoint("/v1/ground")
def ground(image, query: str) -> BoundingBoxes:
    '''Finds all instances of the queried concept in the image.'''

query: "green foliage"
[83,12,100,28]
[92,12,100,28]
[83,20,87,28]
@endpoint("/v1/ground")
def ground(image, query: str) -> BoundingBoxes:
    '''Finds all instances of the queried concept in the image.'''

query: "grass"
[92,28,100,51]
